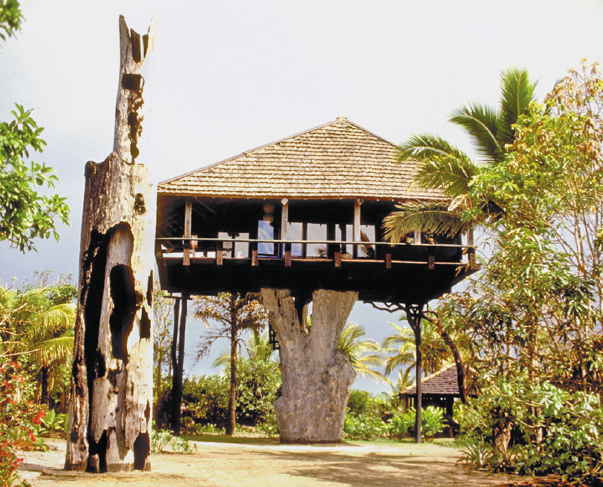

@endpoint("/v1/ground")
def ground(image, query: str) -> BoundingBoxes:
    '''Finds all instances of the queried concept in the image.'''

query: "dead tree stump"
[65,16,157,472]
[261,288,358,443]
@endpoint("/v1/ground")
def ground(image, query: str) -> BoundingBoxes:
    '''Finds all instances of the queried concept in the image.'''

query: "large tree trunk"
[65,16,157,472]
[261,288,357,443]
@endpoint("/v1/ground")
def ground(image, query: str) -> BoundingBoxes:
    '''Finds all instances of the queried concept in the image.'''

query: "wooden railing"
[155,237,478,270]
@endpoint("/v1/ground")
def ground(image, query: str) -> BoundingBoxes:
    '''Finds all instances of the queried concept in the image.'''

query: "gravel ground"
[17,437,541,487]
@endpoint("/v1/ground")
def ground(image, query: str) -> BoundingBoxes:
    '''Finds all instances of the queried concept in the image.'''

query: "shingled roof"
[158,117,448,202]
[400,364,460,396]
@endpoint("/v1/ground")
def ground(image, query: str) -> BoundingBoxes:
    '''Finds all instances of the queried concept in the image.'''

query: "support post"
[353,199,363,258]
[171,294,188,436]
[406,304,424,444]
[183,200,192,266]
[66,15,157,473]
[280,198,289,260]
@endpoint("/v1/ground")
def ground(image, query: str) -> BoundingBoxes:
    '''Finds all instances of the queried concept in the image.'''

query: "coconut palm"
[337,322,388,384]
[213,330,274,369]
[384,67,538,241]
[382,320,452,381]
[0,284,76,404]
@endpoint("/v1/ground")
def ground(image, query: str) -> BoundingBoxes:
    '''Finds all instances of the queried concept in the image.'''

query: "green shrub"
[343,409,388,440]
[150,427,195,454]
[0,360,48,486]
[167,356,282,431]
[390,407,445,442]
[456,377,603,484]
[37,409,68,437]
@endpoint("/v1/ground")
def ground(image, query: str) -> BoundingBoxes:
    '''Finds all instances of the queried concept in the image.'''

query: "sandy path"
[18,438,529,487]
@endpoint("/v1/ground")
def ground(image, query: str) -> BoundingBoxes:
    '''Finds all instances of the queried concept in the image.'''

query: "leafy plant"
[0,360,47,486]
[150,427,195,454]
[37,409,68,437]
[459,440,494,469]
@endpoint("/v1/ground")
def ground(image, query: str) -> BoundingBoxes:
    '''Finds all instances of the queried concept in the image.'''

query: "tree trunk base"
[261,288,357,443]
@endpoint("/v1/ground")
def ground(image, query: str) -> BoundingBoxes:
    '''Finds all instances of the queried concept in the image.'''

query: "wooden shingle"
[158,117,447,202]
[400,364,460,396]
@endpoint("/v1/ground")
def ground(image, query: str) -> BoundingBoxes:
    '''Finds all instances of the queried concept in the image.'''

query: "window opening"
[307,224,326,257]
[287,222,303,256]
[258,221,275,256]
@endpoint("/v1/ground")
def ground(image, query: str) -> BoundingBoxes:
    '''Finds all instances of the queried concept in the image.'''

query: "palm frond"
[449,102,501,163]
[415,154,480,197]
[213,351,230,369]
[35,336,74,366]
[382,203,469,242]
[338,323,386,383]
[384,353,415,377]
[498,67,537,150]
[397,133,473,169]
[30,303,76,341]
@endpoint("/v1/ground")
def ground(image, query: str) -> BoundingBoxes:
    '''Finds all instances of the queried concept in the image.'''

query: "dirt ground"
[18,437,543,487]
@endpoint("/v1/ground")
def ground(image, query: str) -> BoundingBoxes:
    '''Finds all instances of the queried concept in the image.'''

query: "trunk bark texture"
[65,16,157,473]
[261,288,357,443]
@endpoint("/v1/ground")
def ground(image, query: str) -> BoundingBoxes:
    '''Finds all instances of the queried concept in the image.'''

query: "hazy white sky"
[1,0,602,391]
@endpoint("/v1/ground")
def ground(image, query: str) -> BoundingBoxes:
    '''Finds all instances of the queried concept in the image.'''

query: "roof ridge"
[158,117,391,187]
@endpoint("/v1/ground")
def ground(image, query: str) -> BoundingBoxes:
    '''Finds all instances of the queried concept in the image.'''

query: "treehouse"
[155,117,477,305]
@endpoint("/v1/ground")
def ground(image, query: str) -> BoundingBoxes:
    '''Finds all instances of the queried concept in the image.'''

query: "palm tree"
[193,292,268,435]
[383,67,538,241]
[0,284,76,405]
[213,330,275,369]
[382,321,452,381]
[337,322,388,384]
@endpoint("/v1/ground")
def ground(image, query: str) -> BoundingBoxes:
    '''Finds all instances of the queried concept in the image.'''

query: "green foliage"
[386,411,413,440]
[1,0,69,252]
[338,323,387,384]
[151,427,195,454]
[37,409,68,437]
[0,278,76,407]
[346,390,373,417]
[178,356,282,431]
[459,440,494,469]
[421,406,445,440]
[385,67,537,239]
[456,377,603,483]
[343,411,387,440]
[0,104,70,252]
[0,360,47,486]
[389,407,445,442]
[0,0,22,42]
[422,62,603,485]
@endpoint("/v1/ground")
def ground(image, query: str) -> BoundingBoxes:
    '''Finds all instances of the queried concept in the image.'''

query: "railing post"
[284,242,292,267]
[216,240,223,266]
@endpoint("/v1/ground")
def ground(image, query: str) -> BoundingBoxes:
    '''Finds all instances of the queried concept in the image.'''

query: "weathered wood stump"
[65,16,156,472]
[261,288,357,443]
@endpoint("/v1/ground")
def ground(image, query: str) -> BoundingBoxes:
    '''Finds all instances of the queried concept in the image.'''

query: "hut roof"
[158,117,448,202]
[400,364,460,396]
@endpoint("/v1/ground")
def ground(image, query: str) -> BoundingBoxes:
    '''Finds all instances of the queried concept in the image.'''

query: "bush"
[150,427,195,454]
[343,410,388,440]
[388,407,445,442]
[456,377,603,485]
[0,360,47,487]
[162,356,282,432]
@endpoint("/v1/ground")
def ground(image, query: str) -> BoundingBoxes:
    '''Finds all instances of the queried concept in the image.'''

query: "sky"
[1,0,603,393]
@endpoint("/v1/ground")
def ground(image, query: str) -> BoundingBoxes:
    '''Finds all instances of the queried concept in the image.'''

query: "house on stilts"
[155,116,479,443]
